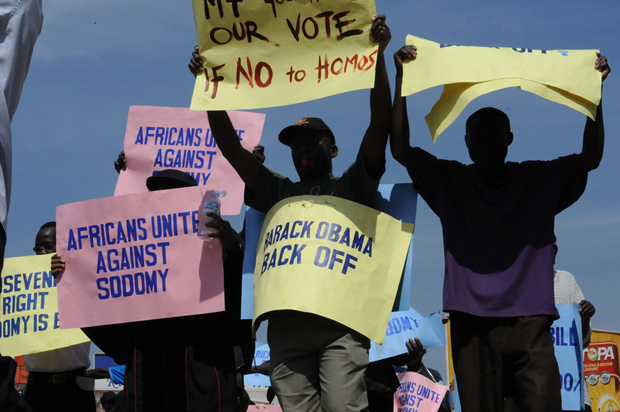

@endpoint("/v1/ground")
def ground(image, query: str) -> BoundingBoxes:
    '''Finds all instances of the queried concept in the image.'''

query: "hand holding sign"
[190,0,380,110]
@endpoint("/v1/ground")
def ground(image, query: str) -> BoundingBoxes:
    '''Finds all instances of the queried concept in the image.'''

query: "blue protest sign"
[553,303,584,410]
[370,307,446,362]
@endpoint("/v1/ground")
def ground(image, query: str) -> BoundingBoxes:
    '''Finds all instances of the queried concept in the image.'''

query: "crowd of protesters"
[0,2,611,412]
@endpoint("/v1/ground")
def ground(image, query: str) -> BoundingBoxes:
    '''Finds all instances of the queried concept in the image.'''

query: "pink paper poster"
[56,186,225,328]
[394,371,449,412]
[114,106,265,215]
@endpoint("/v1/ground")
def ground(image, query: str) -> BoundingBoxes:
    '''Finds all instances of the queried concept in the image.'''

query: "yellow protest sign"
[190,0,378,110]
[253,196,414,343]
[0,255,89,356]
[403,35,602,141]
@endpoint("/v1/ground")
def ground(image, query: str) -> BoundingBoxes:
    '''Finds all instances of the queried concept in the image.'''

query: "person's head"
[34,222,56,255]
[278,117,338,181]
[465,107,513,170]
[146,169,198,192]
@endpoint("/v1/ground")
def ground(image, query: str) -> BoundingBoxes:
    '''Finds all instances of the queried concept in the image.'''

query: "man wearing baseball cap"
[202,15,392,412]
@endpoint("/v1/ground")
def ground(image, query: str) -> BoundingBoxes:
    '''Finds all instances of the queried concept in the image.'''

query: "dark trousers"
[24,370,95,412]
[451,312,562,412]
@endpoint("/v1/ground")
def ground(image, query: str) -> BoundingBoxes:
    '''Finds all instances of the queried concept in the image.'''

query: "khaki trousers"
[268,312,370,412]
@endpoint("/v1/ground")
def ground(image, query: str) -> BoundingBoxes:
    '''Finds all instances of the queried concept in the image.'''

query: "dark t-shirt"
[407,148,586,317]
[245,152,381,213]
[244,152,382,324]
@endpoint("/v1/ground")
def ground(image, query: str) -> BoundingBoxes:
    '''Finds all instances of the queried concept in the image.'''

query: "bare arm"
[390,45,418,169]
[192,46,264,192]
[579,299,596,347]
[577,54,610,174]
[207,111,262,191]
[359,15,391,179]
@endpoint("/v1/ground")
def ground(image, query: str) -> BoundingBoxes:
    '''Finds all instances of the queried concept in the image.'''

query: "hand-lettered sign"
[370,308,446,363]
[403,35,601,140]
[252,194,413,343]
[190,0,378,110]
[394,372,449,412]
[0,255,89,356]
[114,106,264,215]
[241,184,419,333]
[56,186,225,328]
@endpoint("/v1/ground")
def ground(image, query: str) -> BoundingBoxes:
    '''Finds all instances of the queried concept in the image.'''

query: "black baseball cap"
[278,117,335,146]
[146,169,197,191]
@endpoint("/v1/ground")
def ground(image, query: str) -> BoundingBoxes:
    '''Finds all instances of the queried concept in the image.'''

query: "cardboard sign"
[56,186,225,328]
[252,195,413,343]
[403,35,601,140]
[0,255,89,356]
[190,0,378,110]
[114,106,264,215]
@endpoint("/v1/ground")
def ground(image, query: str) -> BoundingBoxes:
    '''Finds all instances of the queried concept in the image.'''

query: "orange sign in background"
[586,330,620,412]
[13,355,28,392]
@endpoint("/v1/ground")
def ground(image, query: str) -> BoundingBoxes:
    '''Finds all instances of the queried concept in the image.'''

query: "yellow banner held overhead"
[190,0,377,111]
[0,255,89,357]
[253,195,414,343]
[402,35,602,141]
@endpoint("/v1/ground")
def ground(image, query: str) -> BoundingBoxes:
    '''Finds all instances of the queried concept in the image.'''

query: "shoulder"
[555,269,576,280]
[517,154,581,171]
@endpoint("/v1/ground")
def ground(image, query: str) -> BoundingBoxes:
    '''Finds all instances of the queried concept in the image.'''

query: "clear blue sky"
[7,1,620,372]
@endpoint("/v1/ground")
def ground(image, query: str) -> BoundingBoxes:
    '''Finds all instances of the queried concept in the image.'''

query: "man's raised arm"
[390,45,418,171]
[207,111,261,191]
[577,53,610,175]
[189,47,262,191]
[359,15,391,179]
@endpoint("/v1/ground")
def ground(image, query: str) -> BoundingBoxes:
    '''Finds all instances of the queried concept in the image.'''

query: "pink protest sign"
[394,372,449,412]
[114,106,265,215]
[56,186,225,328]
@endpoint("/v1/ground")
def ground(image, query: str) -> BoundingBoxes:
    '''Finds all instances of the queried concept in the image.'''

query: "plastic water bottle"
[197,189,225,241]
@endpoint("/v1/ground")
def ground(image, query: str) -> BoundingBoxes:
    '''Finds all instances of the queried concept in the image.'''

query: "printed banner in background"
[190,0,378,110]
[56,186,225,328]
[585,330,620,412]
[114,106,264,215]
[252,194,413,343]
[242,184,418,324]
[0,255,89,356]
[370,308,446,363]
[394,371,449,412]
[402,35,601,140]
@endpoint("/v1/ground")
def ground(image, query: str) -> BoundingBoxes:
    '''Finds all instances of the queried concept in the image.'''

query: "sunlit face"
[289,131,338,180]
[34,227,56,255]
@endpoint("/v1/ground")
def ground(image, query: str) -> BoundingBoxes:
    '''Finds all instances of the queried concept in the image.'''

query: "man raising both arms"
[391,44,609,412]
[198,15,392,412]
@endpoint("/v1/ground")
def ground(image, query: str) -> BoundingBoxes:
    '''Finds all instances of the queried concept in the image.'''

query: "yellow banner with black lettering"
[403,35,602,140]
[0,255,89,356]
[190,0,377,110]
[253,195,414,343]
